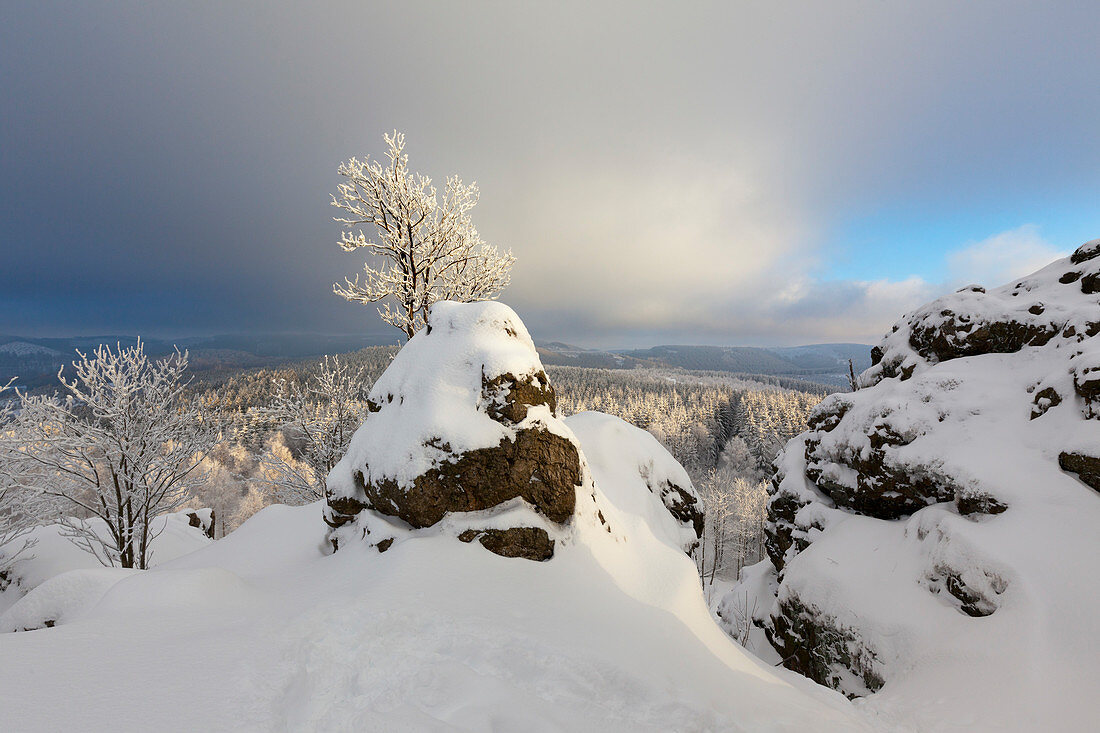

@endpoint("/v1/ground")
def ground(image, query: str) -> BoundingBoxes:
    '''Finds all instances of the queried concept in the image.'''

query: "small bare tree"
[14,342,218,569]
[258,356,372,504]
[331,130,515,338]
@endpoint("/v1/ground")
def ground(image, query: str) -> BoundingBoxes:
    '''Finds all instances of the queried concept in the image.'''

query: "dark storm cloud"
[2,2,1098,343]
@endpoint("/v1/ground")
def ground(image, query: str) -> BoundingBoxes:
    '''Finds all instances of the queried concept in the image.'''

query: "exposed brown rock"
[804,423,956,520]
[1030,386,1062,420]
[955,491,1008,516]
[184,509,216,539]
[1074,364,1100,403]
[457,527,555,561]
[1081,272,1100,295]
[482,370,557,424]
[357,427,580,529]
[764,594,884,697]
[657,480,705,542]
[926,564,1007,617]
[764,486,809,571]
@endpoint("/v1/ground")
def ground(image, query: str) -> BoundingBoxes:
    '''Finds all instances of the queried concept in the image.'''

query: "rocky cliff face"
[727,240,1100,727]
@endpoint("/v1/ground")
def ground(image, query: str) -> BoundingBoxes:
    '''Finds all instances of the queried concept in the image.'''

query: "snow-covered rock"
[728,239,1100,730]
[0,567,135,632]
[325,301,606,561]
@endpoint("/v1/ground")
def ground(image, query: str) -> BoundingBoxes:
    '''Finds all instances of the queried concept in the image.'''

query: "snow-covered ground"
[0,463,866,731]
[0,301,866,731]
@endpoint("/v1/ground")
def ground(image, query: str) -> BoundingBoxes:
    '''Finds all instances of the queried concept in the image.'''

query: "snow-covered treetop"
[328,300,556,493]
[863,238,1100,386]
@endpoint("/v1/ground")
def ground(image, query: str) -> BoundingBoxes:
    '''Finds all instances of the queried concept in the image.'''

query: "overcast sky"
[3,2,1099,347]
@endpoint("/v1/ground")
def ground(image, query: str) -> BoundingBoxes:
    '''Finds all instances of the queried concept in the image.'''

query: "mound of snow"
[0,489,866,732]
[0,512,214,614]
[0,567,135,632]
[728,239,1100,730]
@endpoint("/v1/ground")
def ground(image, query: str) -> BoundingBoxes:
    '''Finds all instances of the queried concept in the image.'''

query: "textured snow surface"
[731,243,1100,731]
[0,438,867,732]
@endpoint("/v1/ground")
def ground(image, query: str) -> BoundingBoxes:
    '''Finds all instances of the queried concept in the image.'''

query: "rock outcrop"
[729,239,1100,704]
[324,301,598,561]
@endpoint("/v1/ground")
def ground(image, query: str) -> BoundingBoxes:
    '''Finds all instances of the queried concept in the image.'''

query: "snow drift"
[0,510,214,618]
[725,239,1100,731]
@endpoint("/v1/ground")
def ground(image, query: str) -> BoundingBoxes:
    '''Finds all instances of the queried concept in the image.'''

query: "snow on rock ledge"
[324,301,602,561]
[727,239,1100,729]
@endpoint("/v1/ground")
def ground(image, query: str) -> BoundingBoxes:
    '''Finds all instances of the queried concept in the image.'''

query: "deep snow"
[0,414,867,732]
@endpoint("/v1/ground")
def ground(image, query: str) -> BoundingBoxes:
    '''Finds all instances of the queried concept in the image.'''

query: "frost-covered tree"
[331,130,515,338]
[0,379,53,579]
[14,343,218,569]
[695,465,769,589]
[696,465,737,589]
[258,356,372,504]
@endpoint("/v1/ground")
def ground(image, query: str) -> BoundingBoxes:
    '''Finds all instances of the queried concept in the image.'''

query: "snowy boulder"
[182,508,217,539]
[0,568,135,632]
[865,238,1100,382]
[726,240,1100,728]
[324,301,592,560]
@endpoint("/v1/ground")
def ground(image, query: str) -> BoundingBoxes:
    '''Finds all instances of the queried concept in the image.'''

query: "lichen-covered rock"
[347,427,581,530]
[325,301,595,561]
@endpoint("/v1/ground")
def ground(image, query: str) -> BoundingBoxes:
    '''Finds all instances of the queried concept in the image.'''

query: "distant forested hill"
[537,342,872,386]
[0,333,397,391]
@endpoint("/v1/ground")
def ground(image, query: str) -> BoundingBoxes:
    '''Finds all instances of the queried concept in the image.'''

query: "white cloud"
[945,225,1069,289]
[508,220,1077,347]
